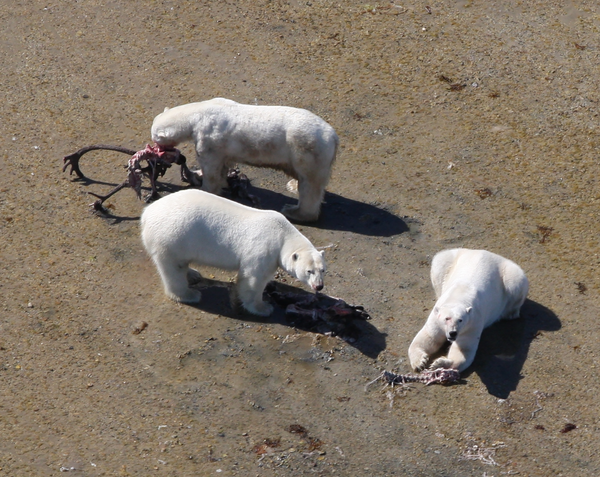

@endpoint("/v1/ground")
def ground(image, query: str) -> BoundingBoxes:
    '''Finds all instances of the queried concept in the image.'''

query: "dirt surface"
[1,1,600,475]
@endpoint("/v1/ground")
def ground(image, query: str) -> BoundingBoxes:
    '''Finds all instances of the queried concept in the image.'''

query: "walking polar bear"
[140,189,326,316]
[408,248,529,372]
[151,98,339,223]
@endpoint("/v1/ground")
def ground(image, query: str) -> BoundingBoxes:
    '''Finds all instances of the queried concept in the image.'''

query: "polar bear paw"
[502,307,522,320]
[186,268,204,286]
[243,301,274,317]
[410,352,430,372]
[281,204,318,223]
[169,288,202,304]
[430,357,453,370]
[286,179,299,194]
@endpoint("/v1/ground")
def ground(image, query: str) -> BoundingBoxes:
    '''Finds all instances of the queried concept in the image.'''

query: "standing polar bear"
[140,189,326,316]
[151,98,339,222]
[408,248,529,373]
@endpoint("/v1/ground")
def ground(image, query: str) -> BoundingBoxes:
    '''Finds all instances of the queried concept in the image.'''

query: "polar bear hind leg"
[186,268,205,286]
[430,249,461,298]
[282,175,325,222]
[153,256,202,304]
[501,262,529,320]
[234,268,275,317]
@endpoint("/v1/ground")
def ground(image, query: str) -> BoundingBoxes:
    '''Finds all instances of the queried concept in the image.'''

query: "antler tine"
[63,144,138,179]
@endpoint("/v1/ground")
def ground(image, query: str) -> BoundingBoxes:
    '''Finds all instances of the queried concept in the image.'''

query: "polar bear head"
[151,106,194,147]
[290,249,326,292]
[436,305,472,341]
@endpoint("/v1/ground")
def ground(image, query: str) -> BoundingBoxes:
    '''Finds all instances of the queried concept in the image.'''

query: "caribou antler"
[63,143,200,212]
[63,143,257,213]
[63,144,137,179]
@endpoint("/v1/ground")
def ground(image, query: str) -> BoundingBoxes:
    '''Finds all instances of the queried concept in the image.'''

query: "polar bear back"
[140,189,303,271]
[151,99,338,170]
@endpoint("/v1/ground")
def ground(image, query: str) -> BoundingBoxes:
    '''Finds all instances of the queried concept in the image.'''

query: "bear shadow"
[185,279,387,360]
[462,299,561,399]
[81,181,185,224]
[249,187,409,237]
[77,168,408,236]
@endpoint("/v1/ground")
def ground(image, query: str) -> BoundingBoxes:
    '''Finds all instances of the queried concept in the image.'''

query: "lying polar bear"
[140,189,326,316]
[408,248,529,372]
[151,98,338,223]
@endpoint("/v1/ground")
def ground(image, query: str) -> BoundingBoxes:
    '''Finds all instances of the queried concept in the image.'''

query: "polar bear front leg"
[408,326,447,372]
[198,155,229,195]
[430,338,477,372]
[153,258,202,304]
[235,269,274,317]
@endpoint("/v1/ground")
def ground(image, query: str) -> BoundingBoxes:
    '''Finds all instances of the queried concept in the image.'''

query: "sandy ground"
[1,0,600,475]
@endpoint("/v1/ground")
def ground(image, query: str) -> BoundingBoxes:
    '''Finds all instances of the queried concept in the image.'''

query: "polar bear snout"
[444,315,462,341]
[307,270,324,292]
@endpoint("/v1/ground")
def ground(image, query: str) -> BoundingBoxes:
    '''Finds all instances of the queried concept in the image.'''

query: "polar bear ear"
[317,244,334,252]
[163,106,170,112]
[292,253,298,261]
[319,250,324,257]
[465,306,472,313]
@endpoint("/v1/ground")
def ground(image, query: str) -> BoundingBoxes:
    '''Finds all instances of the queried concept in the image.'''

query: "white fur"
[151,98,339,222]
[408,248,529,372]
[140,189,326,316]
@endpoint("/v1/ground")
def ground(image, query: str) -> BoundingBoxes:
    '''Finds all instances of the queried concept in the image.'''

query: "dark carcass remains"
[265,283,371,340]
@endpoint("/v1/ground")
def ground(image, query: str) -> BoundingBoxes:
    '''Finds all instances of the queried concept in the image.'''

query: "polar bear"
[150,98,338,223]
[140,189,326,316]
[408,248,529,372]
